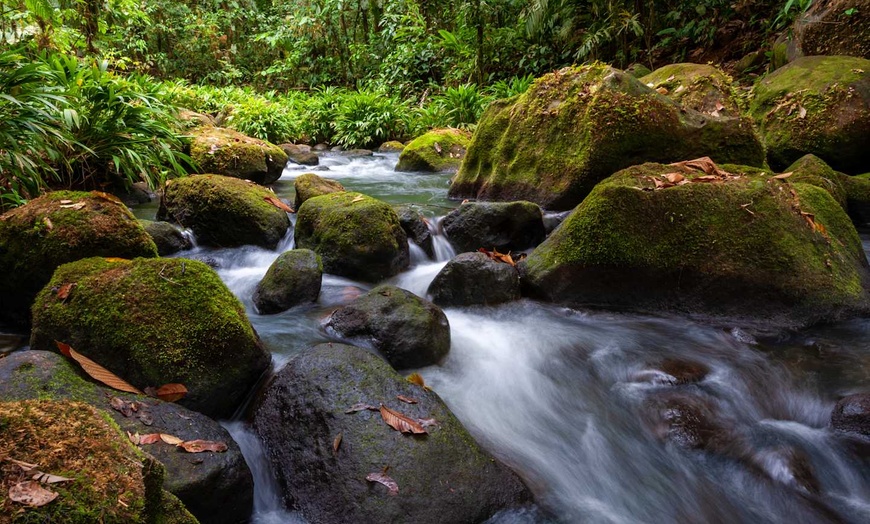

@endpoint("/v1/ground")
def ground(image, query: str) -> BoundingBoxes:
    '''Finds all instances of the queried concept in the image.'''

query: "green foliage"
[331,90,411,149]
[223,95,302,144]
[771,0,813,30]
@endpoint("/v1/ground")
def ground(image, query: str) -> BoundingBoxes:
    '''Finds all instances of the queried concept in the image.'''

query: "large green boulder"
[293,172,345,209]
[449,64,764,210]
[0,350,253,524]
[294,192,409,282]
[157,174,291,249]
[189,126,287,185]
[520,162,870,331]
[395,128,471,172]
[750,56,870,174]
[0,191,157,329]
[783,154,870,226]
[253,343,531,523]
[30,257,271,418]
[641,63,741,116]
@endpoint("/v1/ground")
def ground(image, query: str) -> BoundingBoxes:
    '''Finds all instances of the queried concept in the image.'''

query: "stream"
[116,153,870,522]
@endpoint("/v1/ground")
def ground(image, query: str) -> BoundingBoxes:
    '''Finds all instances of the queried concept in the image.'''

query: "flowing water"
[107,153,870,522]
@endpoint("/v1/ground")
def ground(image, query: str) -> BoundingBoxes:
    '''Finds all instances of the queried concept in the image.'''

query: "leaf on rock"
[798,106,807,119]
[350,195,365,203]
[154,383,188,403]
[138,434,161,445]
[397,395,418,404]
[8,481,58,507]
[178,440,228,453]
[110,396,133,417]
[433,142,442,154]
[103,257,128,263]
[159,434,183,445]
[715,101,725,111]
[663,173,685,184]
[416,418,439,428]
[55,341,144,395]
[477,247,516,266]
[406,373,427,388]
[365,472,399,496]
[59,202,86,210]
[380,404,427,434]
[345,402,379,413]
[772,172,793,180]
[127,431,141,445]
[264,196,294,213]
[43,217,53,231]
[92,191,123,205]
[56,283,75,301]
[333,433,342,454]
[32,471,72,484]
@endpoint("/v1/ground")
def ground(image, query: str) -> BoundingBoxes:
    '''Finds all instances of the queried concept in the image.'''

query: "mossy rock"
[253,249,323,314]
[30,257,271,418]
[784,154,870,226]
[140,220,192,256]
[294,192,409,282]
[641,63,742,116]
[378,140,406,153]
[750,55,870,174]
[324,285,450,369]
[189,126,287,185]
[0,350,252,524]
[396,128,471,172]
[441,201,546,253]
[293,173,345,209]
[0,399,198,524]
[450,64,765,211]
[520,162,870,332]
[0,191,157,329]
[625,63,652,78]
[157,174,291,249]
[253,343,532,523]
[795,0,870,60]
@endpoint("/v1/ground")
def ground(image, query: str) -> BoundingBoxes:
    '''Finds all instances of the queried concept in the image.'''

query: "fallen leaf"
[416,418,439,428]
[56,283,75,301]
[137,408,153,426]
[92,191,122,205]
[31,471,72,484]
[59,200,73,205]
[772,172,793,180]
[710,110,720,118]
[477,247,516,266]
[663,173,685,184]
[715,101,725,111]
[397,395,418,404]
[333,433,342,454]
[160,434,183,445]
[138,434,161,445]
[692,175,719,182]
[264,196,294,213]
[110,396,133,417]
[380,404,427,434]
[178,440,228,453]
[128,431,141,445]
[407,373,426,388]
[434,142,442,154]
[345,402,379,413]
[104,257,128,263]
[350,195,365,203]
[674,85,685,94]
[56,341,144,395]
[154,383,188,403]
[666,75,675,82]
[365,472,398,496]
[6,458,38,472]
[43,217,53,231]
[798,106,807,119]
[59,202,86,210]
[8,481,58,507]
[656,86,668,95]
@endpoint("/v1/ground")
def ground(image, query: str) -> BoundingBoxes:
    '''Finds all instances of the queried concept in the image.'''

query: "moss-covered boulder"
[157,174,291,249]
[781,154,870,226]
[253,249,322,314]
[253,343,531,523]
[0,399,198,524]
[625,63,652,78]
[325,285,450,369]
[428,252,520,307]
[794,0,870,59]
[378,140,406,153]
[641,63,741,116]
[30,257,271,418]
[295,192,409,282]
[520,162,870,331]
[395,205,434,258]
[395,128,471,172]
[0,191,157,329]
[189,126,287,185]
[140,220,192,256]
[0,350,252,524]
[293,173,345,209]
[450,64,764,210]
[750,56,870,174]
[441,201,546,253]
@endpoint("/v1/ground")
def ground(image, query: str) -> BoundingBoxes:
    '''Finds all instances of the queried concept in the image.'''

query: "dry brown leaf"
[656,86,668,95]
[6,458,38,472]
[772,172,793,180]
[365,472,399,496]
[798,106,807,119]
[138,434,161,445]
[477,247,516,266]
[333,433,342,454]
[715,101,725,111]
[350,195,365,203]
[710,110,720,118]
[380,404,427,434]
[407,373,426,388]
[8,481,58,507]
[43,217,53,231]
[345,402,379,413]
[178,440,228,453]
[160,434,183,445]
[92,191,123,205]
[397,395,418,404]
[59,202,86,210]
[127,431,141,445]
[56,341,144,395]
[56,283,75,301]
[264,196,294,213]
[110,396,133,417]
[664,173,685,184]
[155,383,188,403]
[31,471,72,484]
[692,175,719,182]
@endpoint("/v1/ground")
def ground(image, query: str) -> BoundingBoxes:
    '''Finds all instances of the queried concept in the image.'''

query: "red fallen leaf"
[56,341,144,395]
[138,433,161,444]
[397,395,418,404]
[178,440,228,453]
[477,247,516,266]
[56,283,75,301]
[8,481,58,507]
[346,402,379,413]
[155,383,188,403]
[365,472,399,496]
[264,196,294,213]
[380,404,427,434]
[160,434,183,445]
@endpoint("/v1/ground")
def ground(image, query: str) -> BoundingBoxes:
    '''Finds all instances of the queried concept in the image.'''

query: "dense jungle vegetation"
[0,0,814,208]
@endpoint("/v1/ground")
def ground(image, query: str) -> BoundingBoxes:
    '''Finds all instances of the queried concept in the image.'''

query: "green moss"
[293,173,346,208]
[395,128,471,172]
[641,63,742,115]
[189,126,287,185]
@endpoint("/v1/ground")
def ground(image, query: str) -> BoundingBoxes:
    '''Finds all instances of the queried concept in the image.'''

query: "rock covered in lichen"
[253,343,532,524]
[158,174,291,249]
[253,249,323,314]
[449,64,764,210]
[750,56,870,174]
[0,191,157,329]
[293,172,345,209]
[641,63,741,116]
[520,162,870,331]
[396,128,471,172]
[441,201,545,253]
[189,126,287,185]
[30,257,270,418]
[294,192,409,282]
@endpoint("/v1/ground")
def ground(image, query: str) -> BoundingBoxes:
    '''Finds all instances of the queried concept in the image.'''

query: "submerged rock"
[441,201,545,253]
[396,128,471,172]
[254,343,532,523]
[395,205,434,258]
[295,192,409,282]
[0,350,252,524]
[428,252,520,307]
[189,126,287,185]
[158,174,291,249]
[832,393,870,436]
[253,249,323,314]
[450,64,764,210]
[750,56,870,174]
[641,63,741,116]
[520,162,870,331]
[30,257,271,418]
[293,172,345,209]
[141,219,193,256]
[0,191,157,329]
[325,285,450,369]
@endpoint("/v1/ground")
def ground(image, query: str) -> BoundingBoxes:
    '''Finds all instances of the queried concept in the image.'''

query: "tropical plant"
[331,90,411,149]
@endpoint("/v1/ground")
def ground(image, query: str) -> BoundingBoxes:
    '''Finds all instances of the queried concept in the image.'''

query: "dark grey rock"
[395,205,434,258]
[442,201,545,253]
[253,249,322,314]
[832,393,870,436]
[141,220,192,256]
[428,252,520,307]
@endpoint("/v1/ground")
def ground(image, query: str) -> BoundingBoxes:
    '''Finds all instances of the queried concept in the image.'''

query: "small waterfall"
[430,216,456,262]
